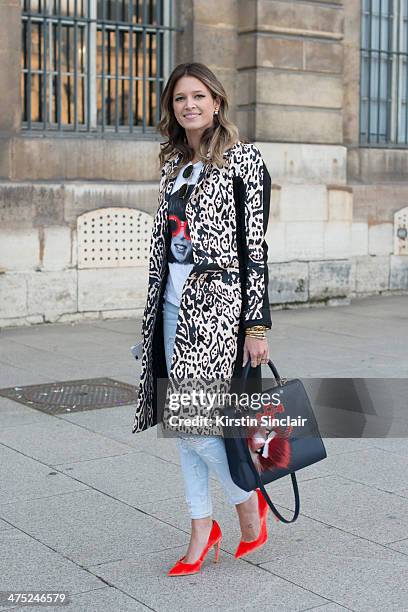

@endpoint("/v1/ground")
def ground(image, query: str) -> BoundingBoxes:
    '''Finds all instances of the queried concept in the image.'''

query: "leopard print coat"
[131,140,272,435]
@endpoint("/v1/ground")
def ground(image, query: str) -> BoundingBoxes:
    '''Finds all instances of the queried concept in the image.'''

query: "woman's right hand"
[242,336,269,368]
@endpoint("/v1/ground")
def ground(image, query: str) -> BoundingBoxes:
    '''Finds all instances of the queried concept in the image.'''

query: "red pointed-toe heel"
[167,520,222,576]
[234,489,269,559]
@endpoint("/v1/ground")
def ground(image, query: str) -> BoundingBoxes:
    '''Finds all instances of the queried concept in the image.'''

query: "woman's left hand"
[243,336,269,368]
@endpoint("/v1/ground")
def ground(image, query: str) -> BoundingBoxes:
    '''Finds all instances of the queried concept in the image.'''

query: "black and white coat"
[132,140,272,435]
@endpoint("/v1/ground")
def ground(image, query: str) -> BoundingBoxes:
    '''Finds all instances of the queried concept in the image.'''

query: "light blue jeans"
[162,298,252,519]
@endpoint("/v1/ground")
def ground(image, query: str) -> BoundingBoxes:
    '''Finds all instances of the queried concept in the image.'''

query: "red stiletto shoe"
[234,489,269,559]
[167,520,222,576]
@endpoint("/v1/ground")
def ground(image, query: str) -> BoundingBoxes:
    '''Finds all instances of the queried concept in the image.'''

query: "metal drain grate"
[0,378,138,415]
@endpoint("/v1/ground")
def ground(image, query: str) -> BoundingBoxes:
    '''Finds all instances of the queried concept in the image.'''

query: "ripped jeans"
[162,298,252,519]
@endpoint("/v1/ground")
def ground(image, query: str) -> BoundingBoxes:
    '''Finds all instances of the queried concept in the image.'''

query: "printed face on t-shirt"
[168,213,193,264]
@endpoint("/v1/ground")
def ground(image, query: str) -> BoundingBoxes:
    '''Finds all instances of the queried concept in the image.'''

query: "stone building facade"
[0,0,407,327]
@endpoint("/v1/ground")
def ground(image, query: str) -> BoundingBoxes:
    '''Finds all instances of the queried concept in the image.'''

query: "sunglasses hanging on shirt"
[178,164,195,199]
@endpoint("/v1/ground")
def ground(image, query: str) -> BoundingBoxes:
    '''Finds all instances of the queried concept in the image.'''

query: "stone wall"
[2,139,406,328]
[261,143,408,307]
[0,180,160,326]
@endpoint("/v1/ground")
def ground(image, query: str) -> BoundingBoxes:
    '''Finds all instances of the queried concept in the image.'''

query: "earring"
[214,108,219,115]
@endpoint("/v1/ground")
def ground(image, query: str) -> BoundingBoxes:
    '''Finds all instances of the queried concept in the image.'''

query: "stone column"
[183,0,239,123]
[237,0,344,143]
[0,0,21,132]
[0,0,21,179]
[236,0,355,306]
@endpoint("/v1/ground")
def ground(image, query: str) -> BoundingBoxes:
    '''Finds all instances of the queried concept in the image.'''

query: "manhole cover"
[0,378,138,415]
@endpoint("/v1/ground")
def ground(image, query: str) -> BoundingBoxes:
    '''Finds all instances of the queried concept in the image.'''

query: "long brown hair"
[157,62,241,176]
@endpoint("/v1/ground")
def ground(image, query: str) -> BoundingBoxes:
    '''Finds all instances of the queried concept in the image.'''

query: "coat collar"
[161,141,241,207]
[164,140,240,177]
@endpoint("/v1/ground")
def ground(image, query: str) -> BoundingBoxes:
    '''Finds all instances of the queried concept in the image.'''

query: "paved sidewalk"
[0,294,407,612]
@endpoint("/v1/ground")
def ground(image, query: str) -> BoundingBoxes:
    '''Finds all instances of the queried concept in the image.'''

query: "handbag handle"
[242,358,284,386]
[241,357,300,523]
[257,473,300,524]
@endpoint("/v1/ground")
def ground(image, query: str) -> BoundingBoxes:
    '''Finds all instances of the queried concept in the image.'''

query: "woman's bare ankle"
[183,516,213,563]
[235,492,260,542]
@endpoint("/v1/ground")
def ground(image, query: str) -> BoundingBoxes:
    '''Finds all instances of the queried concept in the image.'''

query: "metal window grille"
[360,0,408,146]
[21,0,180,133]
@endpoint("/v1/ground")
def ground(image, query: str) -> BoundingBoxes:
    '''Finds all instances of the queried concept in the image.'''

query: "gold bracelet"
[245,332,266,339]
[245,325,268,338]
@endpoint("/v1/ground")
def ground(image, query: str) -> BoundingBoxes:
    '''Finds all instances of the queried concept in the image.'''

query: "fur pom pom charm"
[258,428,291,471]
[247,401,292,474]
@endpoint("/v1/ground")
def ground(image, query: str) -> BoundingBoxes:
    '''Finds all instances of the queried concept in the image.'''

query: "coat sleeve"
[239,144,272,329]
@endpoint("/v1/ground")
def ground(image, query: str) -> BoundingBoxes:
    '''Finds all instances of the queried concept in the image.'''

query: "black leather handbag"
[223,358,327,523]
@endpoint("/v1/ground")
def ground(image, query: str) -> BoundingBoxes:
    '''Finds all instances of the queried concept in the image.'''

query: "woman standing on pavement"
[132,62,273,575]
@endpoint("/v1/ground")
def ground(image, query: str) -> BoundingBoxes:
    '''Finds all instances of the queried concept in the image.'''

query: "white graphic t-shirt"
[163,160,204,307]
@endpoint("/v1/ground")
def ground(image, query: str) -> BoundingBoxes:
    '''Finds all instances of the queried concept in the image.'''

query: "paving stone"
[0,519,13,532]
[24,362,134,383]
[5,332,129,359]
[306,605,353,612]
[60,409,182,463]
[0,339,83,374]
[260,549,408,612]
[88,548,326,612]
[59,404,135,430]
[1,319,134,344]
[138,485,384,567]
[367,438,408,456]
[0,587,151,612]
[316,446,408,493]
[0,445,88,505]
[321,362,408,379]
[0,529,103,593]
[321,437,377,456]
[392,488,408,500]
[0,398,55,428]
[0,420,135,465]
[56,452,186,505]
[236,509,408,567]
[387,538,408,555]
[0,363,54,389]
[268,474,408,545]
[0,490,188,567]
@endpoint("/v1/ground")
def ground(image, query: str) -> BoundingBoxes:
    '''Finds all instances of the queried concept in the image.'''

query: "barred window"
[21,0,178,133]
[360,0,408,146]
